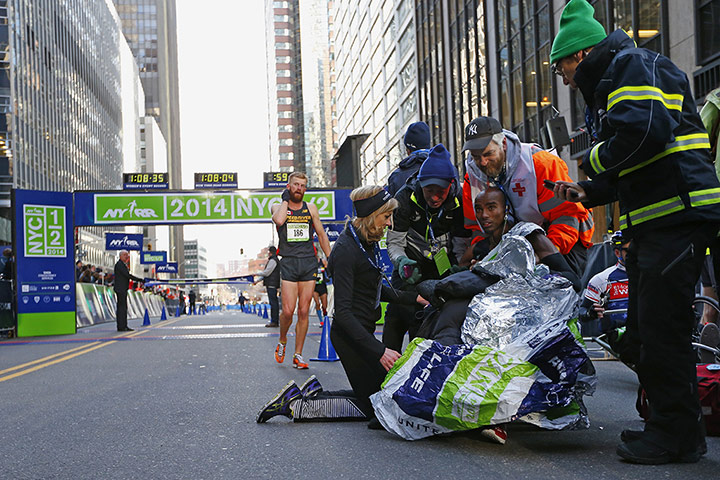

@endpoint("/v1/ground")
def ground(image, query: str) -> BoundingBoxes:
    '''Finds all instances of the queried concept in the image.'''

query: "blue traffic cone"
[160,306,167,320]
[257,305,262,317]
[263,305,268,319]
[311,316,339,362]
[142,308,151,326]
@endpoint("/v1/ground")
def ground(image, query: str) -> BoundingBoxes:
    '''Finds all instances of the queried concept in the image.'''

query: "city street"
[1,310,718,479]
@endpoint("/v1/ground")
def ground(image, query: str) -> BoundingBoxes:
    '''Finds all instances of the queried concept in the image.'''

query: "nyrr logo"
[108,236,141,248]
[102,200,159,219]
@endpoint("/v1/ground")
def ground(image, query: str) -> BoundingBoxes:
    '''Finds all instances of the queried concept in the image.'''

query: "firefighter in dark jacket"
[384,143,470,351]
[386,122,431,196]
[549,0,720,465]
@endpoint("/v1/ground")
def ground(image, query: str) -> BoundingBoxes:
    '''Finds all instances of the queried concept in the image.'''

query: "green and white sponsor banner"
[74,189,352,226]
[13,189,76,337]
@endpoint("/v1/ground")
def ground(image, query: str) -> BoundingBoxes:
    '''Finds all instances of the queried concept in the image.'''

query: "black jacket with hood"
[386,149,430,197]
[576,29,720,235]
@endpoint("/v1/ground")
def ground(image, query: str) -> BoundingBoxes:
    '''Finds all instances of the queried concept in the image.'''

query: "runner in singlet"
[271,172,332,369]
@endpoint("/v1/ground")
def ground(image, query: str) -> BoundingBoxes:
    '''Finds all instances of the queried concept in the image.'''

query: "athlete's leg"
[320,293,328,316]
[313,291,323,322]
[280,280,298,344]
[294,280,316,355]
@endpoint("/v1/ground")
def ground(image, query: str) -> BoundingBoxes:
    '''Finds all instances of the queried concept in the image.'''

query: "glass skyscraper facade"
[416,0,489,167]
[266,0,306,172]
[332,0,420,186]
[0,0,129,244]
[113,0,184,273]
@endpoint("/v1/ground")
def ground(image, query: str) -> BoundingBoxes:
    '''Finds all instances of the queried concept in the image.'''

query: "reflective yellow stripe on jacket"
[607,85,684,112]
[588,141,606,174]
[619,188,720,230]
[619,133,711,177]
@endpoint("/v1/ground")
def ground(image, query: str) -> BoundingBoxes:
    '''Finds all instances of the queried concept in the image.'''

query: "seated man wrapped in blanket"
[370,199,596,441]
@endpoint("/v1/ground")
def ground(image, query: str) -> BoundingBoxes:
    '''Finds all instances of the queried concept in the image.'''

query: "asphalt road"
[1,310,718,479]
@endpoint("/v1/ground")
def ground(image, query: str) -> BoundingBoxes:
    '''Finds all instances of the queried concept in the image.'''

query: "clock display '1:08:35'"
[124,173,167,183]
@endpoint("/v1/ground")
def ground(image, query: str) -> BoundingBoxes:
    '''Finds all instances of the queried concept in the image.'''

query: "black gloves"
[281,189,291,202]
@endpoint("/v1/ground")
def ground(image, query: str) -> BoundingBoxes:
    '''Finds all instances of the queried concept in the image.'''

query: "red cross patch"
[511,182,526,197]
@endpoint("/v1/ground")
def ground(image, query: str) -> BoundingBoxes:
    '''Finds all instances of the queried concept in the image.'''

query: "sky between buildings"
[176,0,275,274]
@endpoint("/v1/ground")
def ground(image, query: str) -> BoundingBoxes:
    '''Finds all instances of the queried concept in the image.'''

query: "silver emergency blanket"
[370,223,593,440]
[462,222,577,347]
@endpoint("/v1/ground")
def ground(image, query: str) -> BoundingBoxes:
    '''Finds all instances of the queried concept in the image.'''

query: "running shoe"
[275,342,287,363]
[293,353,309,369]
[699,322,720,364]
[256,380,301,423]
[299,374,322,397]
[479,425,507,445]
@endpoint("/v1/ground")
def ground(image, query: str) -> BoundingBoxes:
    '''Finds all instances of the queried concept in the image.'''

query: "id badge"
[433,247,451,276]
[287,223,310,242]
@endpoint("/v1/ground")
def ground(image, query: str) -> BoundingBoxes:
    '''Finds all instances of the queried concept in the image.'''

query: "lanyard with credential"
[348,223,382,271]
[425,207,444,252]
[347,223,395,305]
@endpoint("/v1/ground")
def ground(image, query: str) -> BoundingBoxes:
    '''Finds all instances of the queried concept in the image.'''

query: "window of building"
[277,69,292,77]
[274,15,290,22]
[398,20,415,58]
[277,83,292,91]
[279,152,294,160]
[279,138,294,146]
[278,124,294,132]
[697,0,720,65]
[276,42,291,49]
[276,56,292,63]
[273,1,289,8]
[278,111,294,118]
[277,97,293,105]
[495,0,554,143]
[399,58,415,93]
[275,28,290,36]
[569,0,668,129]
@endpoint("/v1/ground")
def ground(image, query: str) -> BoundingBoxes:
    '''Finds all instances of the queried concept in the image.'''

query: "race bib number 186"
[287,223,310,242]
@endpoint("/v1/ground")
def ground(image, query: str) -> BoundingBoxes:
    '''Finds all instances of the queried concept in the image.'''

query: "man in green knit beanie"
[549,0,720,466]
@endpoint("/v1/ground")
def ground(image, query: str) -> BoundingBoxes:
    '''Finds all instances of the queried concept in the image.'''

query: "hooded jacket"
[387,177,469,280]
[576,29,720,234]
[386,149,430,197]
[462,130,594,255]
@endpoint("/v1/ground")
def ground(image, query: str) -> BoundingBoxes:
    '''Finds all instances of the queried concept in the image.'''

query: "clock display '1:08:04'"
[197,173,236,183]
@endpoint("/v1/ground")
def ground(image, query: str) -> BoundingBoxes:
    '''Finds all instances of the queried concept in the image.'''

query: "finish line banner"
[12,189,76,337]
[145,275,254,286]
[74,189,353,226]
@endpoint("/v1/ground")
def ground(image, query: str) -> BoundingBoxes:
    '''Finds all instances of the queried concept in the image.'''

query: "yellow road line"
[0,341,103,375]
[0,330,147,383]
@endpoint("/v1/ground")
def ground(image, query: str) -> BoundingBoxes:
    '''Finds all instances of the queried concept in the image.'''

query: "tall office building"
[415,0,489,166]
[299,0,336,186]
[265,0,305,172]
[0,0,143,269]
[113,0,184,274]
[183,239,207,279]
[332,0,420,187]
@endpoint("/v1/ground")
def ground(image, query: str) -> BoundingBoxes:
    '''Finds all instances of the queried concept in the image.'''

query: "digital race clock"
[123,172,169,190]
[263,171,290,188]
[194,172,238,189]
